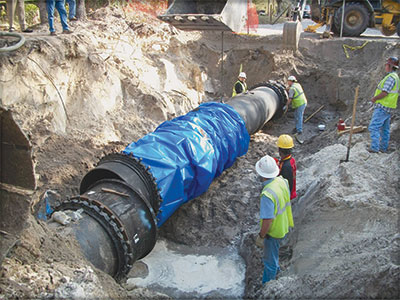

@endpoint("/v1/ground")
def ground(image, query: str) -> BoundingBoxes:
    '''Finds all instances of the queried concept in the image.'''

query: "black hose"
[0,32,25,52]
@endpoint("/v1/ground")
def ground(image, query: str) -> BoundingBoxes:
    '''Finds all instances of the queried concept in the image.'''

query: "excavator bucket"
[158,0,248,32]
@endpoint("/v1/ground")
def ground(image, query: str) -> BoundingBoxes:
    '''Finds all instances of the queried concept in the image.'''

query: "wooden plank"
[304,105,324,123]
[337,126,366,136]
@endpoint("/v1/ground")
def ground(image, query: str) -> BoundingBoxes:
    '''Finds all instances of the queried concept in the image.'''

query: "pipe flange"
[248,81,288,119]
[249,81,288,107]
[98,152,163,211]
[55,196,133,281]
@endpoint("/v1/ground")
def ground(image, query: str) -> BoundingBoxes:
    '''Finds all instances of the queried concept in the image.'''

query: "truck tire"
[331,22,340,35]
[334,2,369,36]
[397,22,400,37]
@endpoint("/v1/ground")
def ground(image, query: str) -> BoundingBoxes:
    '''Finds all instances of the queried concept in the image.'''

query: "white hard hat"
[288,75,297,82]
[255,155,279,178]
[239,72,247,79]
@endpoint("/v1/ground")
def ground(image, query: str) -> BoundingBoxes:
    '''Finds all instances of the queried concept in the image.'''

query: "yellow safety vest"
[232,80,247,97]
[375,72,399,109]
[290,82,307,109]
[260,176,294,239]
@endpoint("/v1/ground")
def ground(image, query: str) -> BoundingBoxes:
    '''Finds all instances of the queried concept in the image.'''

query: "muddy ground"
[0,5,399,299]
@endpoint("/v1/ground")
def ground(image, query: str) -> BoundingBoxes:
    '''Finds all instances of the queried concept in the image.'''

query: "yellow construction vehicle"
[307,0,400,37]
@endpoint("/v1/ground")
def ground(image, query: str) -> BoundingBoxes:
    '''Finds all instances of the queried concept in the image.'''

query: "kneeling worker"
[255,155,294,284]
[232,72,247,96]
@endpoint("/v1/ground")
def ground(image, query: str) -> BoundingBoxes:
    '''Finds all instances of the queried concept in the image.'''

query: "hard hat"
[239,72,247,79]
[276,134,294,149]
[288,75,297,82]
[255,155,279,178]
[386,56,399,69]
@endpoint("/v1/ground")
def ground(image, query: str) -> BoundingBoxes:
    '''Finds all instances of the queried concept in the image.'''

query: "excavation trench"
[53,82,287,282]
[0,6,399,298]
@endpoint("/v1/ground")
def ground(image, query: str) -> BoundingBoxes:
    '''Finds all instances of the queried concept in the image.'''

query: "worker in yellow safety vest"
[368,56,399,153]
[232,72,247,97]
[255,155,294,284]
[287,75,307,135]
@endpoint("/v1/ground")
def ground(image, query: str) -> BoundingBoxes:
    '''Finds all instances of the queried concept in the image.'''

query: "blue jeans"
[66,0,76,19]
[368,107,391,152]
[294,103,306,133]
[46,0,69,32]
[262,236,281,284]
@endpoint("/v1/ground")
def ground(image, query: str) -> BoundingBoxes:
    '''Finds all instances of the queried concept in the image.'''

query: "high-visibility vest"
[260,176,294,239]
[290,82,307,109]
[232,80,247,97]
[375,72,399,109]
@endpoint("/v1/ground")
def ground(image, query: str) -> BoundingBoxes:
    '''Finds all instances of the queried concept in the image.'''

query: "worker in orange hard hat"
[274,134,297,200]
[368,56,399,153]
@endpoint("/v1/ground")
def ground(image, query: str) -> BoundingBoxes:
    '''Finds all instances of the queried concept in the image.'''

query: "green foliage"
[25,3,39,25]
[0,3,6,25]
[0,2,38,27]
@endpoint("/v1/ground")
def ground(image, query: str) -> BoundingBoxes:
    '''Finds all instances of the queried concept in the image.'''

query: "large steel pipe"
[55,81,287,280]
[228,82,287,134]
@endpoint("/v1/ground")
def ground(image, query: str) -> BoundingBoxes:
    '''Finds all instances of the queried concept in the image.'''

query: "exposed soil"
[0,5,399,299]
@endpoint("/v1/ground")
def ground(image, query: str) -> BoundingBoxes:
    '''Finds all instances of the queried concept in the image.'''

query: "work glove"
[256,235,264,248]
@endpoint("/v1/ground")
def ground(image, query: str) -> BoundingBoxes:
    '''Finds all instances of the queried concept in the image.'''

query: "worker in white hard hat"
[254,155,294,284]
[287,75,307,135]
[232,72,248,97]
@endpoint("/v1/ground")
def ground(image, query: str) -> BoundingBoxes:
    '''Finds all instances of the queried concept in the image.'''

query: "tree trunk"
[276,0,282,14]
[37,0,47,24]
[76,0,86,20]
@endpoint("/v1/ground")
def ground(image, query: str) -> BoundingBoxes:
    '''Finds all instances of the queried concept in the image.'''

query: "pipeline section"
[55,82,287,281]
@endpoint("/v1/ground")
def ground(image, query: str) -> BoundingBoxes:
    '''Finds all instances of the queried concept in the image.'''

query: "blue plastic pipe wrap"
[123,102,250,226]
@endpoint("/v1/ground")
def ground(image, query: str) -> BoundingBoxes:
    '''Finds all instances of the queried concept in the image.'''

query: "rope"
[0,31,25,52]
[27,57,70,122]
[342,41,369,59]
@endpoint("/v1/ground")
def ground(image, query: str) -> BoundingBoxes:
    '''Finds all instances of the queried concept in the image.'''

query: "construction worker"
[368,56,399,153]
[6,0,33,32]
[255,155,294,284]
[287,75,307,135]
[275,134,297,200]
[232,72,247,97]
[46,0,73,35]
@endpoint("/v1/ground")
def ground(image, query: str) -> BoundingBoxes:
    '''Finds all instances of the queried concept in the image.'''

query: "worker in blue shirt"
[368,57,399,153]
[255,155,293,284]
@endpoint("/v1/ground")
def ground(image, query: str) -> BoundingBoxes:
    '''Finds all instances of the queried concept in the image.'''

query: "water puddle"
[126,239,245,298]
